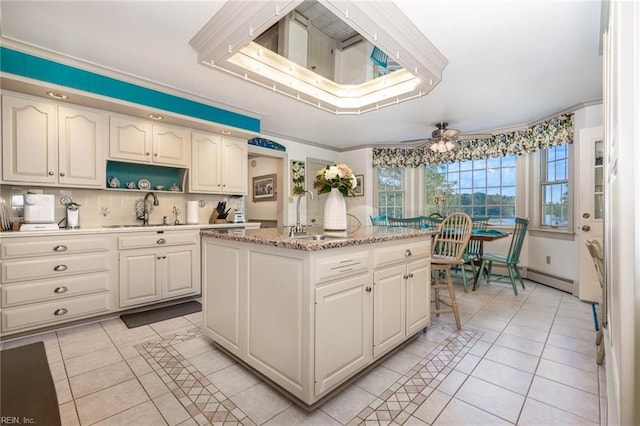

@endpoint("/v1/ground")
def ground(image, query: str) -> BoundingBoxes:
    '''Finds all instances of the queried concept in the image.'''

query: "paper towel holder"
[186,201,200,225]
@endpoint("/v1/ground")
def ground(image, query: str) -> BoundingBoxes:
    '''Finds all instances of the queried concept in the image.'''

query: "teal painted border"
[0,47,260,132]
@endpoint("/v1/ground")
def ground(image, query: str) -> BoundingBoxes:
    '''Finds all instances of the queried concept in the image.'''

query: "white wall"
[334,42,372,85]
[340,148,374,227]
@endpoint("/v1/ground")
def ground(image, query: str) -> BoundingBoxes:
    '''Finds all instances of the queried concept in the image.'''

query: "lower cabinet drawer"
[315,252,369,283]
[373,240,430,268]
[1,292,111,333]
[1,273,110,308]
[1,253,109,283]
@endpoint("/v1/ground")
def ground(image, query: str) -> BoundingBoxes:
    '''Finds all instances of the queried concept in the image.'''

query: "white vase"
[323,187,347,233]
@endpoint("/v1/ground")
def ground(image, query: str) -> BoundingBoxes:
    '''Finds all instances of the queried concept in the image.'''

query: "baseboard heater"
[526,268,574,294]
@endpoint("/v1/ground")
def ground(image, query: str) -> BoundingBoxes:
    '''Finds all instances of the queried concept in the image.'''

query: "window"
[425,156,517,224]
[540,144,569,227]
[377,167,404,217]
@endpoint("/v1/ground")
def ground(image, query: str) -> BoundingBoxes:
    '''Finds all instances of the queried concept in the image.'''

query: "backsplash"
[0,185,245,229]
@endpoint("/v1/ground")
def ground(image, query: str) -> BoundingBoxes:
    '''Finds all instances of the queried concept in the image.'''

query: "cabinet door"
[372,264,406,358]
[152,124,190,167]
[2,95,57,184]
[315,274,372,396]
[202,240,241,353]
[406,258,430,336]
[58,106,106,187]
[119,250,161,308]
[190,131,222,192]
[221,137,248,194]
[163,245,199,299]
[109,116,153,163]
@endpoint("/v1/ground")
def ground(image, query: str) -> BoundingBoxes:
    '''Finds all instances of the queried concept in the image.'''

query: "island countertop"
[200,226,434,251]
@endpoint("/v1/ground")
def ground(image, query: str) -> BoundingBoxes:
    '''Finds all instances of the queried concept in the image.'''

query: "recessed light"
[220,130,232,135]
[46,91,68,100]
[148,114,164,120]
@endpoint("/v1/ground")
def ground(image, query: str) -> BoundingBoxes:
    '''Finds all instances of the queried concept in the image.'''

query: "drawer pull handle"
[157,238,166,244]
[54,286,68,294]
[365,286,372,293]
[53,245,68,252]
[54,308,68,316]
[405,249,412,257]
[54,265,68,272]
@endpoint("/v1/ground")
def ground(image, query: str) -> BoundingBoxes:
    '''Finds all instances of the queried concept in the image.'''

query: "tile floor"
[0,277,606,425]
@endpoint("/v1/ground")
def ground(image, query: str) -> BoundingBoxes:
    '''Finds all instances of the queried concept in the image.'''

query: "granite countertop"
[0,222,258,238]
[200,226,435,251]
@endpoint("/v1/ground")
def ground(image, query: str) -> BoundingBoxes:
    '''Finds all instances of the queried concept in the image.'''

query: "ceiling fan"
[427,122,460,152]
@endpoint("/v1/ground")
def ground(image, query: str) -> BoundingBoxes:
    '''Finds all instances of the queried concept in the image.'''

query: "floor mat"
[0,341,61,425]
[120,300,202,328]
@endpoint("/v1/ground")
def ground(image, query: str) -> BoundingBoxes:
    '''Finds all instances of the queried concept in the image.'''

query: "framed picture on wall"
[253,174,277,202]
[353,175,364,196]
[290,160,305,195]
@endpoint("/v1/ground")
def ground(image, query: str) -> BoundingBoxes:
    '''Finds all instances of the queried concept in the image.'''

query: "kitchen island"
[201,227,433,406]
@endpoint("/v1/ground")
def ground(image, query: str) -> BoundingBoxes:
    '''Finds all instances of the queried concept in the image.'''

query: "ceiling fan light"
[445,141,457,151]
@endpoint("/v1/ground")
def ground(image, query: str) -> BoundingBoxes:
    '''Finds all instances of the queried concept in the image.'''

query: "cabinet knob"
[54,308,68,316]
[153,153,158,157]
[53,245,68,252]
[365,286,372,293]
[157,238,166,244]
[157,256,161,260]
[53,264,68,272]
[59,172,65,177]
[162,255,166,259]
[145,152,150,156]
[54,286,68,294]
[405,249,412,257]
[48,171,54,176]
[409,273,414,278]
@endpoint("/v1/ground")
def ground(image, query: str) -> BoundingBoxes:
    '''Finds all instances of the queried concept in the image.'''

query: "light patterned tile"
[484,345,539,374]
[528,376,600,423]
[412,389,451,424]
[55,378,72,404]
[187,347,234,376]
[471,358,533,395]
[433,398,511,425]
[57,322,115,360]
[494,333,544,357]
[456,376,524,423]
[58,401,79,426]
[101,318,158,345]
[320,385,377,424]
[519,397,598,425]
[75,379,149,425]
[69,360,134,399]
[230,382,292,425]
[206,364,261,397]
[92,400,167,426]
[64,346,122,377]
[535,358,598,394]
[153,392,191,426]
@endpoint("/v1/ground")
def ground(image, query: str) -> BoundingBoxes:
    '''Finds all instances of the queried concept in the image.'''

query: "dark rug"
[120,300,202,328]
[0,341,61,426]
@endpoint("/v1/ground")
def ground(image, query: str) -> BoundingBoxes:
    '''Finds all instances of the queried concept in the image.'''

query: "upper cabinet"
[109,116,190,167]
[190,131,248,194]
[2,93,106,187]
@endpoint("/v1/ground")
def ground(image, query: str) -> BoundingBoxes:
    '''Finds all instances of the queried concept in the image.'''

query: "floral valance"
[372,113,574,167]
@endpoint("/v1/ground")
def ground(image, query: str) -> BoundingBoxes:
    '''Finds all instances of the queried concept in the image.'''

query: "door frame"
[248,145,288,228]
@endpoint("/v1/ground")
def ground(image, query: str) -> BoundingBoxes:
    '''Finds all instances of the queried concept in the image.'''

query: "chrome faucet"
[138,192,159,225]
[291,190,314,236]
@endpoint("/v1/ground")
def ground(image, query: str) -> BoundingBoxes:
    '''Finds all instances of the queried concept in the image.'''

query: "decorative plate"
[137,179,151,190]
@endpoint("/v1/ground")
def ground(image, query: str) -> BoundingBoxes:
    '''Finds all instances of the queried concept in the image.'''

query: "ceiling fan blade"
[442,128,460,138]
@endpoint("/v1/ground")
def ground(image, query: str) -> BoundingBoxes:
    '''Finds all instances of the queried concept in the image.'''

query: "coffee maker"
[65,202,81,229]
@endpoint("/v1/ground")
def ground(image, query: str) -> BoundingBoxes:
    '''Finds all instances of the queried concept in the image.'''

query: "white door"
[119,250,161,307]
[405,258,430,335]
[221,137,248,194]
[577,126,604,302]
[163,246,198,299]
[152,124,190,166]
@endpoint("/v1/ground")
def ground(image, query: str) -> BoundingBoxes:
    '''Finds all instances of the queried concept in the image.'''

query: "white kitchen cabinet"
[190,131,248,194]
[201,233,431,406]
[314,273,372,395]
[0,234,114,335]
[118,230,200,308]
[2,93,106,187]
[109,116,190,167]
[372,241,431,358]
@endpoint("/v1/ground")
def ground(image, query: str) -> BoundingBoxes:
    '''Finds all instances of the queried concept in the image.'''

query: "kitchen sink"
[291,234,345,241]
[102,223,188,228]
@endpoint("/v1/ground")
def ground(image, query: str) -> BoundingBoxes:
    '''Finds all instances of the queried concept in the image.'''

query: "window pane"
[460,171,473,188]
[473,170,486,187]
[556,159,567,180]
[425,155,517,224]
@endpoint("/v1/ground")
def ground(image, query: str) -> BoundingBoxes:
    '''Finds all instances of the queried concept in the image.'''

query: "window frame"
[423,156,518,225]
[539,144,572,230]
[375,166,405,218]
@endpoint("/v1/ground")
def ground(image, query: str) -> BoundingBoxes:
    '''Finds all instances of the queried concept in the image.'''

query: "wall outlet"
[546,255,551,264]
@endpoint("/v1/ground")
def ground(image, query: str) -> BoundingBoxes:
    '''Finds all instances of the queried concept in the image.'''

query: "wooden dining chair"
[478,217,529,295]
[585,239,605,365]
[431,212,473,329]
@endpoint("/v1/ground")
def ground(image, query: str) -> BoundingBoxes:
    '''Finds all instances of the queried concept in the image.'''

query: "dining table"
[469,229,511,290]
